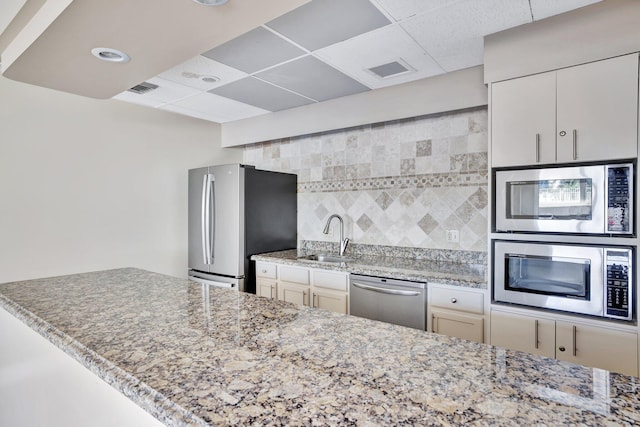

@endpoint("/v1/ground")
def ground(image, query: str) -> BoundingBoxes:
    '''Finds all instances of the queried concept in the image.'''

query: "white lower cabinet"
[491,309,638,376]
[431,309,484,343]
[312,289,348,314]
[277,281,310,306]
[255,261,348,314]
[491,310,555,358]
[256,278,277,299]
[428,284,486,343]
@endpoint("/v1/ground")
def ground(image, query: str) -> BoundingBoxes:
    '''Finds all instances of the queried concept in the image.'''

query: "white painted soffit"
[0,0,309,98]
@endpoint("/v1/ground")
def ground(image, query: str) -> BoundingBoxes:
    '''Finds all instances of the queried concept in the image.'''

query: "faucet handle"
[340,237,350,256]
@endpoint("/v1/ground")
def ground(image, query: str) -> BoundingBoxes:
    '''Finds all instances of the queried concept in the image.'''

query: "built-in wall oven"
[493,240,633,321]
[494,162,633,235]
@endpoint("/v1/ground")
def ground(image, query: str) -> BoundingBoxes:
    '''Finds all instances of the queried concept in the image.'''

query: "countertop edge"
[0,293,205,427]
[251,253,488,289]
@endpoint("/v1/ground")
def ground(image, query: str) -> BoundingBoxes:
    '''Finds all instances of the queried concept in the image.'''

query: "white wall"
[0,77,242,283]
[222,66,487,146]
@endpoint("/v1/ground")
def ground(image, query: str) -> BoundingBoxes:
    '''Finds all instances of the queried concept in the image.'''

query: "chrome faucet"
[323,214,350,256]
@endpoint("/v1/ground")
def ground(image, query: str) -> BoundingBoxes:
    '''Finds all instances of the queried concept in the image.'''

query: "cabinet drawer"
[431,287,484,315]
[279,265,309,285]
[312,270,348,292]
[255,262,276,279]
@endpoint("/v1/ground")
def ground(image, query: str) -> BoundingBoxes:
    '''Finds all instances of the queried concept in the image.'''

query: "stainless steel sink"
[302,254,353,263]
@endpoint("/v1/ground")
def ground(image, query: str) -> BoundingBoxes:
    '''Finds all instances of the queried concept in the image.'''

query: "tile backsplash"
[243,107,488,253]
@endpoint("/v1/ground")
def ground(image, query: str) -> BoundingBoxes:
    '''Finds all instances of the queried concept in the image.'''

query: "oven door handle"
[352,282,421,296]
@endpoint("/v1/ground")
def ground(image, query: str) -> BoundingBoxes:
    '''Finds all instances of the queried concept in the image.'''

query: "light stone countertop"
[1,268,639,426]
[252,249,487,288]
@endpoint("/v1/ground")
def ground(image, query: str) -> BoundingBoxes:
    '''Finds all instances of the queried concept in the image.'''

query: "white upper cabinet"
[491,53,639,168]
[491,72,556,167]
[556,54,638,163]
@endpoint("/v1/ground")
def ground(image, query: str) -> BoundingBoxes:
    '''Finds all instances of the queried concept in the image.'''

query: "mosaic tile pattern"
[3,268,640,426]
[243,107,489,254]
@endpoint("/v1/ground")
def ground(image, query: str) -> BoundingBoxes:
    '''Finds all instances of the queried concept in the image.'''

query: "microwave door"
[495,165,605,234]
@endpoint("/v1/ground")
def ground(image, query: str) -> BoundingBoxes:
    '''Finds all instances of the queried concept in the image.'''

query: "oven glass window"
[506,178,592,220]
[505,254,590,299]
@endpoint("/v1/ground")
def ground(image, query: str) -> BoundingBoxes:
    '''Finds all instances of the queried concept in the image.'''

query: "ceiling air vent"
[127,82,159,95]
[366,59,414,79]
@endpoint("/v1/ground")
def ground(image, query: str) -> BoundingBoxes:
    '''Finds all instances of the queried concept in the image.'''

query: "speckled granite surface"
[252,249,487,289]
[1,268,639,426]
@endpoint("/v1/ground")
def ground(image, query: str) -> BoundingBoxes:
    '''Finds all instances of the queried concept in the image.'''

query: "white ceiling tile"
[371,0,459,22]
[160,92,270,123]
[112,77,201,108]
[158,55,248,91]
[402,0,531,71]
[315,25,445,89]
[202,26,305,73]
[530,0,602,21]
[266,0,391,51]
[210,77,315,111]
[255,56,369,101]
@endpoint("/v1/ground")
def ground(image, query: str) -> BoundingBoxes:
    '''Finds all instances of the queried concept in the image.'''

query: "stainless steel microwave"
[493,241,633,321]
[495,163,633,235]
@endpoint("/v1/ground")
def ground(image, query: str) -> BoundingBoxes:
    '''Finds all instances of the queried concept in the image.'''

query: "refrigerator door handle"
[201,174,209,264]
[201,174,215,265]
[209,174,216,263]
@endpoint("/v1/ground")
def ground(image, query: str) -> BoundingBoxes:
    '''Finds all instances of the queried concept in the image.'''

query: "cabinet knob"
[261,269,267,273]
[558,346,566,352]
[559,130,567,136]
[450,298,457,304]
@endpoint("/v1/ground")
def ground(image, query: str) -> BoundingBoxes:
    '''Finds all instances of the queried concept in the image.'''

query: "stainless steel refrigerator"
[188,164,297,293]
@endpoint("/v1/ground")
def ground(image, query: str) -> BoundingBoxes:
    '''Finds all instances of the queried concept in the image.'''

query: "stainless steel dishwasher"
[349,274,427,330]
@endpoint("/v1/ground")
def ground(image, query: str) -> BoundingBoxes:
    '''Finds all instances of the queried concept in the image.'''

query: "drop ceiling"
[0,0,601,124]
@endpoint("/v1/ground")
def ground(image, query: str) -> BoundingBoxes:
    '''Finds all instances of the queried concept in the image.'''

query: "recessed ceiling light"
[200,75,220,83]
[91,47,130,63]
[192,0,229,6]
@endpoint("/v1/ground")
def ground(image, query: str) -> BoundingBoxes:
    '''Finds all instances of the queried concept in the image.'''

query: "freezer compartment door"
[188,270,242,290]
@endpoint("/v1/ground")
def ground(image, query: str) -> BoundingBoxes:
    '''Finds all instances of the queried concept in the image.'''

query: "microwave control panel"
[606,165,632,234]
[605,249,633,320]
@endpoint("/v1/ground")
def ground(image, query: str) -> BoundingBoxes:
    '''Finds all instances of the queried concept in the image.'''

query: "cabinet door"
[556,54,638,163]
[491,72,557,167]
[312,289,348,314]
[256,278,277,299]
[431,308,484,343]
[555,321,638,376]
[277,281,310,307]
[490,311,555,358]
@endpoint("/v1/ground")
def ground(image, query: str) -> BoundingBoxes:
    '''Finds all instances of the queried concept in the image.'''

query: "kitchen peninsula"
[1,268,639,426]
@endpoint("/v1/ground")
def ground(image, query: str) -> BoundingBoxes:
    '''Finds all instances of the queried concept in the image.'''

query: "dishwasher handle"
[351,281,421,296]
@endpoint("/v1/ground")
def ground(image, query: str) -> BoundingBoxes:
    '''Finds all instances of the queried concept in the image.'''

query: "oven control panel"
[605,249,633,320]
[606,165,633,234]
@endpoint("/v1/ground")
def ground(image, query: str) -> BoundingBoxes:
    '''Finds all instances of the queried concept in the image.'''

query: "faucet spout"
[323,214,350,256]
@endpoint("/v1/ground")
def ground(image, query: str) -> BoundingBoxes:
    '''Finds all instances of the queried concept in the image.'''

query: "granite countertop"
[1,268,639,426]
[252,249,487,289]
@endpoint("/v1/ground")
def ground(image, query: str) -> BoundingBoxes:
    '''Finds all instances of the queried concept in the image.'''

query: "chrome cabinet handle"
[313,294,318,308]
[572,325,577,357]
[535,133,540,163]
[572,129,577,160]
[352,282,420,296]
[534,319,539,349]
